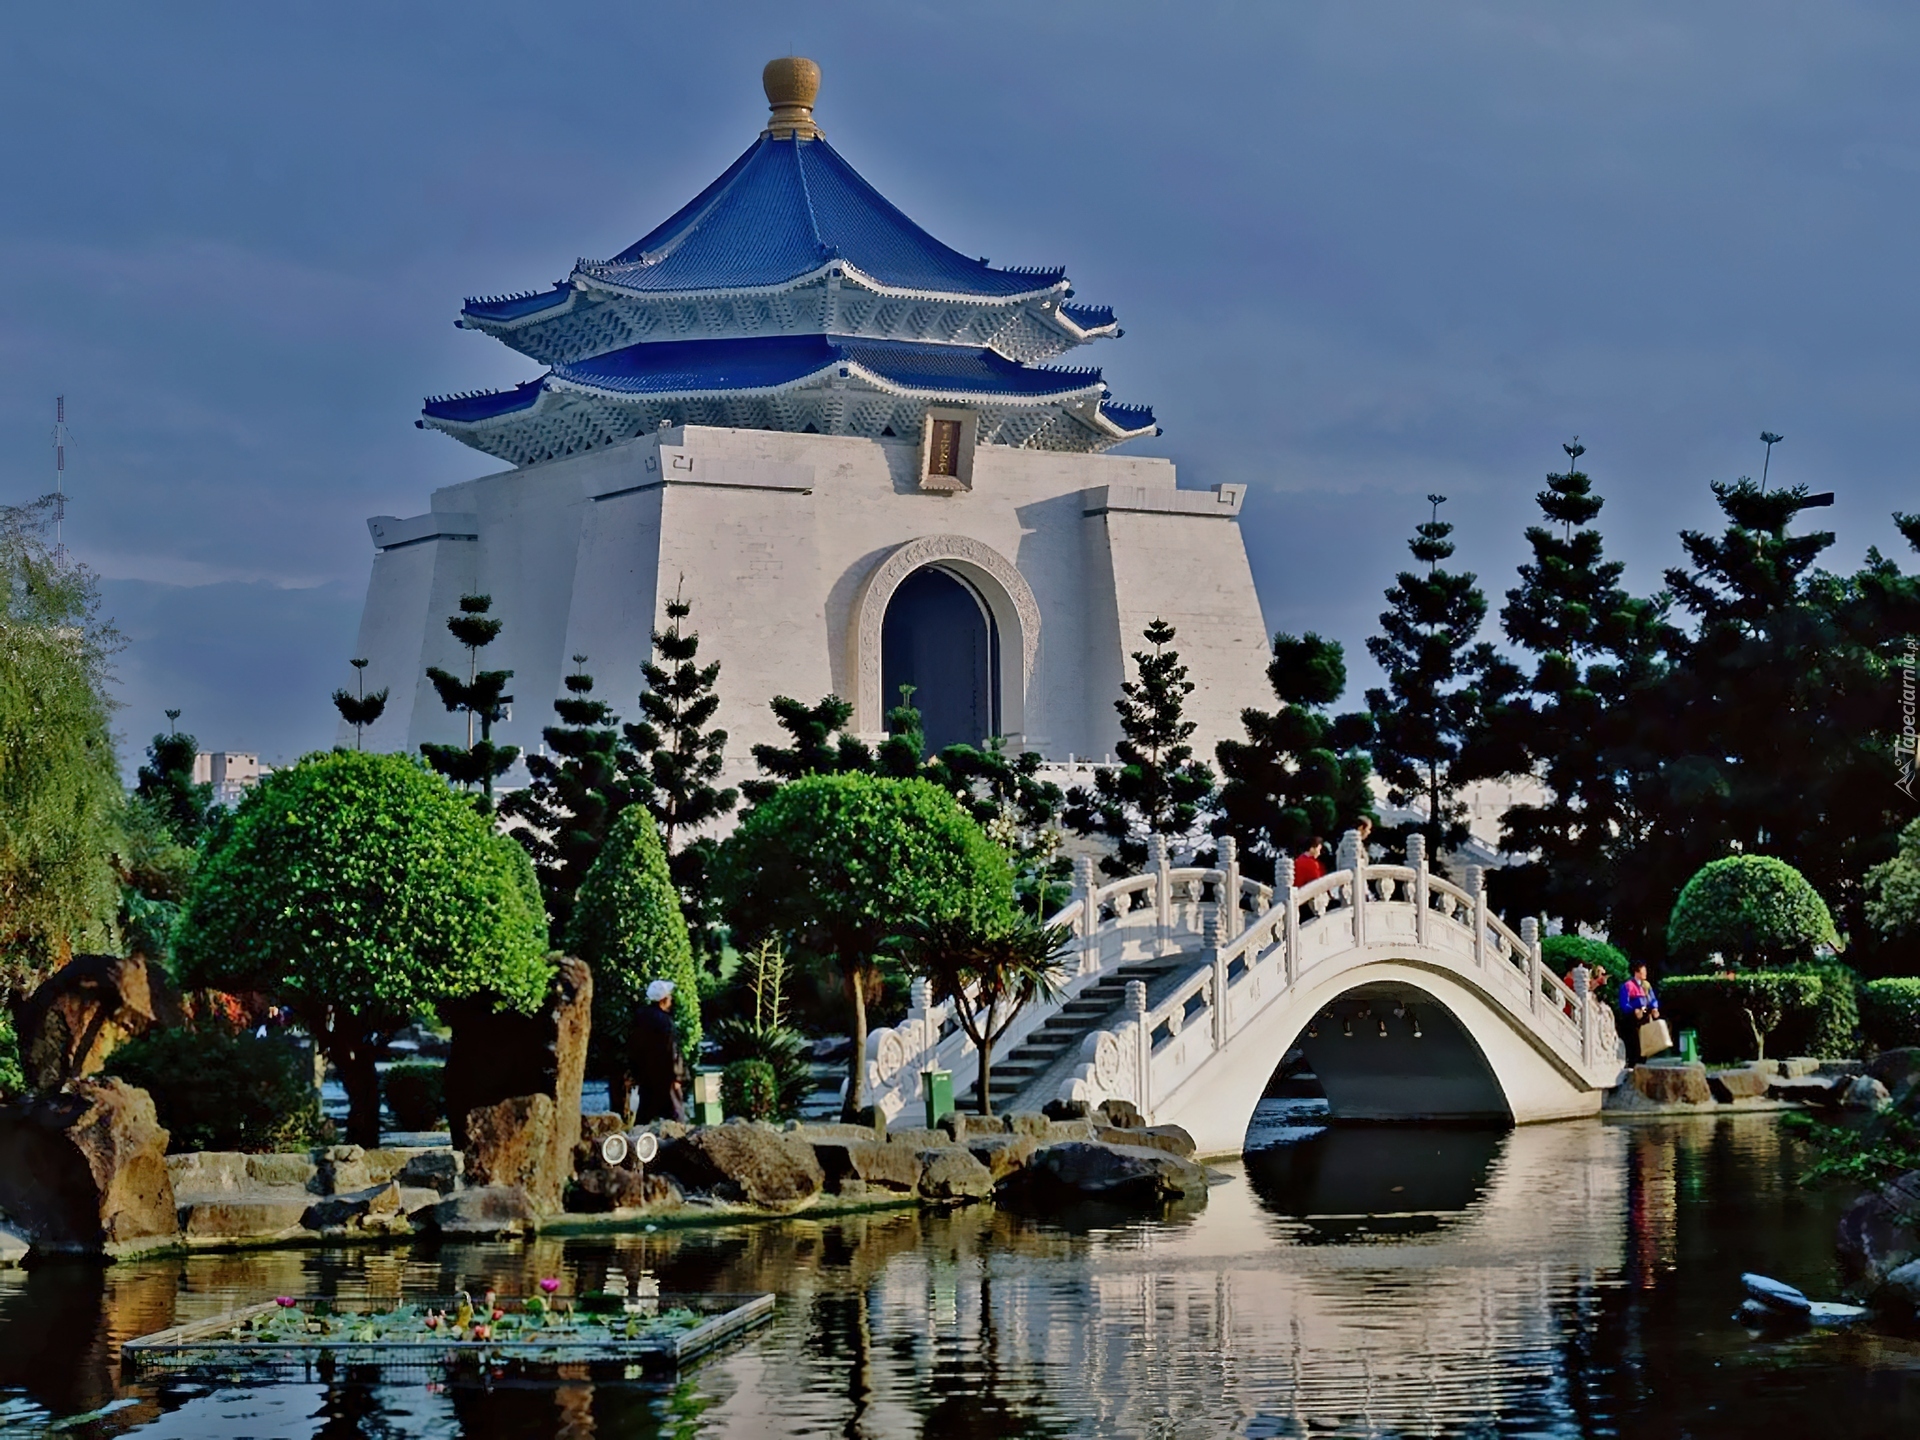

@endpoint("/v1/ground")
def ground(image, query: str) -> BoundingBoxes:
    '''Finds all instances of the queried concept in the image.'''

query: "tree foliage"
[332,658,388,749]
[563,805,701,1092]
[420,594,519,808]
[1666,854,1840,970]
[741,694,876,805]
[135,717,215,849]
[0,495,123,1000]
[1065,619,1217,874]
[1213,632,1373,885]
[175,750,550,1144]
[1865,816,1920,946]
[719,773,1014,1113]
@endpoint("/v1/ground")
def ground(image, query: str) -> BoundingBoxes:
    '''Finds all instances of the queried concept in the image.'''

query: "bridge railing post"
[1072,855,1098,979]
[1572,963,1591,1063]
[1339,829,1364,949]
[1218,835,1241,941]
[1522,916,1541,1014]
[1148,833,1171,947]
[1127,979,1150,1114]
[1468,866,1486,967]
[1407,833,1428,946]
[1204,914,1226,1050]
[1278,856,1298,985]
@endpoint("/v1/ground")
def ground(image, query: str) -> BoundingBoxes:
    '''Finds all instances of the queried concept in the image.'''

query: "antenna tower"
[51,396,71,549]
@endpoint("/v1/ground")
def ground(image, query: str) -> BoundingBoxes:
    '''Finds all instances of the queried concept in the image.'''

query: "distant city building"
[193,751,271,807]
[345,58,1270,800]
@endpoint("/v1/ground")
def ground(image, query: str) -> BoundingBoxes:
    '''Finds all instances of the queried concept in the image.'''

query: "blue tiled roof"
[422,335,1110,422]
[1061,302,1117,331]
[1099,400,1158,435]
[464,287,573,323]
[582,136,1065,298]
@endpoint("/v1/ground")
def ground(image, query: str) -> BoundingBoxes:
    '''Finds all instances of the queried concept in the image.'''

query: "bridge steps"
[960,954,1191,1112]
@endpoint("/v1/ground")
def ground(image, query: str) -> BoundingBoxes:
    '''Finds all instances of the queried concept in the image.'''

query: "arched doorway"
[880,566,999,752]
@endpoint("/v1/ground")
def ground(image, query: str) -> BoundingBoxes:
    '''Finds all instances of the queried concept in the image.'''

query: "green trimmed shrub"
[1660,972,1825,1062]
[1542,935,1627,980]
[106,1027,330,1152]
[1667,855,1839,969]
[1864,816,1920,943]
[1862,978,1920,1051]
[721,1058,779,1121]
[0,1009,21,1099]
[1775,962,1860,1058]
[383,1062,446,1132]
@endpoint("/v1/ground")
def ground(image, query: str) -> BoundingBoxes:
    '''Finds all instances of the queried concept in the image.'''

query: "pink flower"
[539,1278,561,1294]
[275,1297,297,1308]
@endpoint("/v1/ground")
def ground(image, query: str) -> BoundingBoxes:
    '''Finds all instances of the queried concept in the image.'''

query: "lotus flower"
[424,1314,441,1331]
[491,1308,505,1322]
[539,1277,561,1294]
[275,1297,297,1308]
[471,1323,492,1341]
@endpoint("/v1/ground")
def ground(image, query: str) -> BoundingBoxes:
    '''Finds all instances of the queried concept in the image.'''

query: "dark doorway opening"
[881,566,998,753]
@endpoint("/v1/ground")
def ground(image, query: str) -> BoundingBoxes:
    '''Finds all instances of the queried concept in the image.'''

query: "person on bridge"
[1617,963,1660,1063]
[1292,837,1326,885]
[632,979,687,1123]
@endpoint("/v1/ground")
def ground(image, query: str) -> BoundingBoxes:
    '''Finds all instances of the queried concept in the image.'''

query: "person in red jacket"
[1292,837,1326,885]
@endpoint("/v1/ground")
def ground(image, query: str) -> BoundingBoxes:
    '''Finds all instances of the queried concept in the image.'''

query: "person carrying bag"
[1618,963,1669,1062]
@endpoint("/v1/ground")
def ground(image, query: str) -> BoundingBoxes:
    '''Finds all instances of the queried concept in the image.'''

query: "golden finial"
[763,56,823,140]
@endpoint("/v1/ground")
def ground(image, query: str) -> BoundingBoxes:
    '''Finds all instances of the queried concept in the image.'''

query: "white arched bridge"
[867,831,1626,1158]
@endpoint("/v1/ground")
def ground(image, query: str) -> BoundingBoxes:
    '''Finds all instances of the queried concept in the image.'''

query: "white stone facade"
[345,423,1270,807]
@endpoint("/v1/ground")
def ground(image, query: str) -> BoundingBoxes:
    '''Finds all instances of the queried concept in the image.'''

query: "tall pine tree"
[1470,443,1672,927]
[135,711,214,848]
[1213,633,1374,885]
[331,658,388,750]
[1365,496,1508,866]
[500,655,643,935]
[420,594,518,808]
[1065,618,1216,874]
[742,695,876,805]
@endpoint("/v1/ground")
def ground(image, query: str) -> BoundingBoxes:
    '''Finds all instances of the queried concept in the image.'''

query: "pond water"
[2,1105,1915,1438]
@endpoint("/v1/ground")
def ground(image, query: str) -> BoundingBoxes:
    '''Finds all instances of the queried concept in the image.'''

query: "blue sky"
[3,2,1916,769]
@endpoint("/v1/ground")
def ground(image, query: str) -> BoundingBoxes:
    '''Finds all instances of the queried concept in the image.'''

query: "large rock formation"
[16,955,183,1090]
[1630,1063,1713,1106]
[445,956,590,1214]
[1000,1140,1210,1210]
[0,1079,178,1255]
[1837,1168,1920,1284]
[655,1123,825,1210]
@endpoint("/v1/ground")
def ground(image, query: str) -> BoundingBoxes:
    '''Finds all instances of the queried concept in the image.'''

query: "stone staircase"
[959,955,1189,1114]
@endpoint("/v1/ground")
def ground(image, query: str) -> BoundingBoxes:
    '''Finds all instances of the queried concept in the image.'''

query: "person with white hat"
[631,978,685,1122]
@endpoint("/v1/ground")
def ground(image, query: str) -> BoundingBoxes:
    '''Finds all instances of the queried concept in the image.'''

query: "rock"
[1043,1099,1092,1122]
[1097,1100,1144,1129]
[0,1079,177,1255]
[1766,1075,1835,1104]
[1834,1076,1892,1113]
[883,1125,944,1150]
[1867,1048,1920,1094]
[1806,1300,1872,1325]
[1005,1140,1210,1209]
[1777,1057,1823,1079]
[316,1145,371,1194]
[395,1149,462,1195]
[566,1167,682,1213]
[936,1112,969,1142]
[1006,1112,1052,1139]
[441,954,591,1163]
[1741,1272,1812,1315]
[1044,1118,1096,1143]
[843,1104,888,1134]
[1630,1063,1713,1106]
[165,1151,248,1194]
[1837,1169,1920,1282]
[1708,1067,1773,1102]
[178,1194,313,1240]
[1094,1123,1196,1158]
[1878,1259,1920,1318]
[245,1153,319,1190]
[424,1184,537,1238]
[463,1094,567,1213]
[916,1147,994,1202]
[301,1181,404,1233]
[16,953,183,1089]
[1817,1059,1866,1078]
[654,1125,824,1210]
[580,1112,624,1143]
[811,1139,922,1194]
[966,1133,1039,1182]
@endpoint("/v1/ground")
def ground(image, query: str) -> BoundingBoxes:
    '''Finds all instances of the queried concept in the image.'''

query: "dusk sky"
[3,2,1916,770]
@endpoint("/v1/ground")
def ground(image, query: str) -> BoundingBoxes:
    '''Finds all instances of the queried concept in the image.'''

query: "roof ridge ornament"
[763,56,823,140]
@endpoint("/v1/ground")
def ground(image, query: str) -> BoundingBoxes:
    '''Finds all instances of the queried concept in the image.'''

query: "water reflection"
[2,1112,1916,1438]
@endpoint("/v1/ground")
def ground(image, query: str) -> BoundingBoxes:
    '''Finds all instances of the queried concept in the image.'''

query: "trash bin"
[692,1069,724,1126]
[1679,1029,1700,1064]
[922,1068,954,1129]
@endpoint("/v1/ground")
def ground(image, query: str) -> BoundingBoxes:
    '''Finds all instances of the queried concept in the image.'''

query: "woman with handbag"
[1618,963,1668,1063]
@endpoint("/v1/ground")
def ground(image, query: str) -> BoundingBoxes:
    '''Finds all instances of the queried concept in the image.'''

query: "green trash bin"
[691,1068,725,1126]
[923,1069,954,1129]
[1679,1029,1700,1064]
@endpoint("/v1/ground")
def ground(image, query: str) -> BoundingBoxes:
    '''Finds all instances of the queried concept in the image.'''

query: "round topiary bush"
[721,1058,779,1121]
[1666,855,1840,970]
[1541,935,1628,979]
[383,1062,446,1132]
[1861,978,1920,1052]
[106,1027,330,1152]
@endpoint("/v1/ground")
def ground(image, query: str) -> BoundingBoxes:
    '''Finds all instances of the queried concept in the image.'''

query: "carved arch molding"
[849,535,1041,741]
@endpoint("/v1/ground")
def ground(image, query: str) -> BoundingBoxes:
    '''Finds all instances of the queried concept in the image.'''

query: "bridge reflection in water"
[4,1117,1876,1440]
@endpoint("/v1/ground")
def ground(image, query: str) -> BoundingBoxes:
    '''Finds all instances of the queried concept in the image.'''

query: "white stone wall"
[348,425,1272,802]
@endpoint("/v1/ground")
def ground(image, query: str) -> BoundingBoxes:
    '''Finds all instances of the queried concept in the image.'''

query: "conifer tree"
[1471,443,1672,927]
[1065,618,1217,874]
[135,711,215,848]
[500,655,644,935]
[420,594,518,808]
[1213,633,1374,885]
[929,735,1070,917]
[742,695,876,805]
[331,658,388,749]
[1364,497,1509,866]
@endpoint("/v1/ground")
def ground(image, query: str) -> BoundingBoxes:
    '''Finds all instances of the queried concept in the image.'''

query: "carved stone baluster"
[1408,833,1429,946]
[1279,856,1298,985]
[1148,833,1172,945]
[1522,916,1541,1014]
[1468,866,1486,967]
[1218,834,1241,942]
[1127,979,1151,1115]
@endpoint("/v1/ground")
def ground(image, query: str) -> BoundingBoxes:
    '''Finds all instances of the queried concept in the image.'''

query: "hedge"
[1861,978,1920,1052]
[1542,935,1628,980]
[383,1062,446,1132]
[1658,965,1859,1062]
[106,1027,330,1152]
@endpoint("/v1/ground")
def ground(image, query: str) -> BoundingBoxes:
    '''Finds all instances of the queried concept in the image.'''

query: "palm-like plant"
[898,914,1073,1116]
